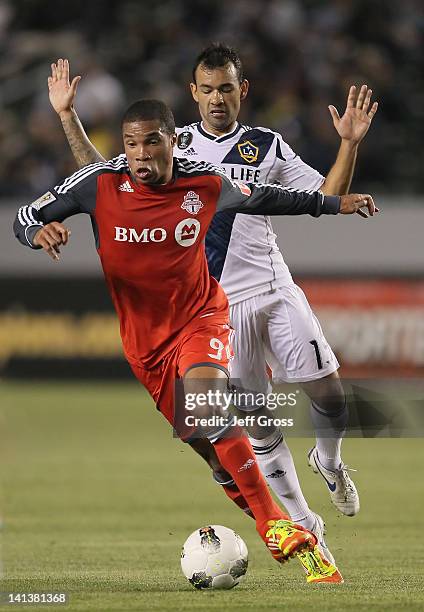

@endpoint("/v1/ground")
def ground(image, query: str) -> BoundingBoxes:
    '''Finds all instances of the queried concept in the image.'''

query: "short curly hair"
[121,99,175,134]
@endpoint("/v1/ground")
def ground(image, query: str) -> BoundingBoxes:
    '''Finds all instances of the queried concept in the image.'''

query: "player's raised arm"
[320,84,378,196]
[216,175,378,218]
[48,58,106,167]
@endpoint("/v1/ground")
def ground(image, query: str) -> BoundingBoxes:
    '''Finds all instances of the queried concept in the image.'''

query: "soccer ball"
[181,525,248,590]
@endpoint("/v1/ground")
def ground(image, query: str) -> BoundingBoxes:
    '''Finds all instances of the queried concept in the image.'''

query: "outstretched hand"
[339,193,379,218]
[33,222,71,261]
[329,85,378,145]
[48,58,81,117]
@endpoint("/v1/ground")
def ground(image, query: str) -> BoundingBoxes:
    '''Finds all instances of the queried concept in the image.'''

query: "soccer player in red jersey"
[14,99,375,582]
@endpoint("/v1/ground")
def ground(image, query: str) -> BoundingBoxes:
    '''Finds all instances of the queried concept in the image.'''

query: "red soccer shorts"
[130,312,234,433]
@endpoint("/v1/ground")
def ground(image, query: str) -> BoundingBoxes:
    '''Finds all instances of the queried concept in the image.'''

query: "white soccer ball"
[181,525,248,590]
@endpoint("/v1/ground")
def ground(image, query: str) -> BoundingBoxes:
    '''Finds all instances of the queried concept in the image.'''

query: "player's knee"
[189,439,223,472]
[183,374,233,439]
[326,378,345,415]
[247,412,279,439]
[302,371,345,413]
[184,400,233,441]
[313,377,346,417]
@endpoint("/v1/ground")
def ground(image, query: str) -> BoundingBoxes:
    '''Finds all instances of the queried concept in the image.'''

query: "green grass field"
[1,382,423,611]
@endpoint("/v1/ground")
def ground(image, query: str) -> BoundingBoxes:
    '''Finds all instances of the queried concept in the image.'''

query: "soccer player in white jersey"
[186,44,377,519]
[47,51,377,563]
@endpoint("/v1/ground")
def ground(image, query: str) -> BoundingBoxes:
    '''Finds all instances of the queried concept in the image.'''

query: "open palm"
[329,85,378,144]
[48,58,81,115]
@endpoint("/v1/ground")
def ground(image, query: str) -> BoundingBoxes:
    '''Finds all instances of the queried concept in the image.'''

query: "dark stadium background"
[2,0,423,197]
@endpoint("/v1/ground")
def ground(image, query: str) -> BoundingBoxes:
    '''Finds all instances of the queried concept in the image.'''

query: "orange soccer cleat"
[297,545,344,584]
[263,519,317,563]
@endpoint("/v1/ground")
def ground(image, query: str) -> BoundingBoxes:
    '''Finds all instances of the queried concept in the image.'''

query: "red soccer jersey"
[14,155,339,367]
[95,169,227,367]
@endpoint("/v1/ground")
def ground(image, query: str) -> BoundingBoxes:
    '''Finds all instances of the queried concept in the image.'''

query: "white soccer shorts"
[229,284,339,406]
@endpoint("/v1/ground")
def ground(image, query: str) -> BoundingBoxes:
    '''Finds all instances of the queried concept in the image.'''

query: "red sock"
[213,430,289,538]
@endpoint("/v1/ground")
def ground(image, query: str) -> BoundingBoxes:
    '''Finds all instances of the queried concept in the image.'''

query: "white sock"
[315,439,343,472]
[249,431,314,528]
[310,400,348,470]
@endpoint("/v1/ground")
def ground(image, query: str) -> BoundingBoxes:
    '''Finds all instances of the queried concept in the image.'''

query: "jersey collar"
[127,160,178,193]
[197,121,242,143]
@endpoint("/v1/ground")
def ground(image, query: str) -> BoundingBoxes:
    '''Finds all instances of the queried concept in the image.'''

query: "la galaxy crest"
[177,131,193,150]
[237,140,259,164]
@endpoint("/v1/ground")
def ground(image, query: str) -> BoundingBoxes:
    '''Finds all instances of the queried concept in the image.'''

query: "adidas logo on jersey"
[118,180,134,192]
[183,147,197,156]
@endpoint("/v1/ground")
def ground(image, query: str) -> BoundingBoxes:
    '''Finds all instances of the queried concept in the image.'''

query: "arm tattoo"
[61,111,106,168]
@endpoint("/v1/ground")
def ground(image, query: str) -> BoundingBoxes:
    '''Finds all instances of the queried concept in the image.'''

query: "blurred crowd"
[0,0,423,198]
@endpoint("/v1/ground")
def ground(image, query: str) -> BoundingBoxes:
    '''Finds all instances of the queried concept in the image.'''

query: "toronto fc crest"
[181,191,204,215]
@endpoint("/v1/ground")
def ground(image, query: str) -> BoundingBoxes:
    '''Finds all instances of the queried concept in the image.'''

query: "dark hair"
[192,43,244,83]
[121,99,175,134]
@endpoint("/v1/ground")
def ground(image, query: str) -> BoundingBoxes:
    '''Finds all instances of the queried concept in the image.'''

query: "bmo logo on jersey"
[114,219,200,247]
[114,227,167,243]
[174,218,201,247]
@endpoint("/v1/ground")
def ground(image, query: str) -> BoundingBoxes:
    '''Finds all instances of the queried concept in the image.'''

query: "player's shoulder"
[241,125,296,161]
[176,157,227,180]
[240,124,278,136]
[175,123,199,151]
[240,123,292,146]
[55,154,129,194]
[176,122,198,135]
[238,124,287,156]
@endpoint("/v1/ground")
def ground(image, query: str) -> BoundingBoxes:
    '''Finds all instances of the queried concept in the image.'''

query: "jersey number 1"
[310,340,323,370]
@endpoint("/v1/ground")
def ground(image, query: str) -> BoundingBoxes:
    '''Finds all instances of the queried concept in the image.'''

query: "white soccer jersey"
[175,122,325,305]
